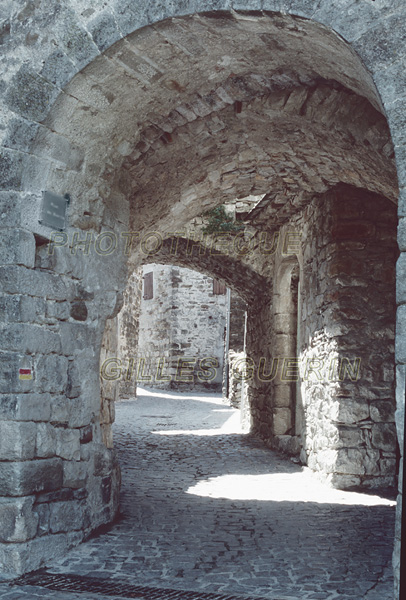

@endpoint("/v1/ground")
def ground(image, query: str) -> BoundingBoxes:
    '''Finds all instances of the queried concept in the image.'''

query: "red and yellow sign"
[19,368,32,381]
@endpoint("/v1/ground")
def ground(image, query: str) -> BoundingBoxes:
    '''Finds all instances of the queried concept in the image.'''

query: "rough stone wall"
[117,268,142,399]
[225,293,246,404]
[298,186,398,489]
[245,294,274,439]
[244,185,398,491]
[229,292,246,353]
[99,316,119,448]
[0,238,125,575]
[228,351,245,408]
[138,264,227,391]
[98,268,141,452]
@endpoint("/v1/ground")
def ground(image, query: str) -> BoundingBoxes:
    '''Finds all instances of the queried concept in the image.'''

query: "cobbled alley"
[0,388,396,600]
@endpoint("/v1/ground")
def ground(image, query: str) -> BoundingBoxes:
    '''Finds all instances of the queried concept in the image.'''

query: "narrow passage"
[3,389,396,600]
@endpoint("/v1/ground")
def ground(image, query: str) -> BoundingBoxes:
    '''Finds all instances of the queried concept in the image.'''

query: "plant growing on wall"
[202,205,244,234]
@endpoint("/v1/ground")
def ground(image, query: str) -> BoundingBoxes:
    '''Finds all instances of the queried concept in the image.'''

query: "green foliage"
[202,205,244,234]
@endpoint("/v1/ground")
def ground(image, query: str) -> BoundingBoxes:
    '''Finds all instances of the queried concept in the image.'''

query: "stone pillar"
[117,268,142,399]
[245,293,274,439]
[100,316,120,448]
[299,185,398,489]
[0,232,125,575]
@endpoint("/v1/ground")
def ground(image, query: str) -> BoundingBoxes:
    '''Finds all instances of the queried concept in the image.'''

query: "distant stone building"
[138,264,228,391]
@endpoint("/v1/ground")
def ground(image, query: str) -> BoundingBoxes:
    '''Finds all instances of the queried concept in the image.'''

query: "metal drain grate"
[13,571,278,600]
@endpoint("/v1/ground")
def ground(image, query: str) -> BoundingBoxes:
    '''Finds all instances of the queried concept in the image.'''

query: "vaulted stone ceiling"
[36,11,397,247]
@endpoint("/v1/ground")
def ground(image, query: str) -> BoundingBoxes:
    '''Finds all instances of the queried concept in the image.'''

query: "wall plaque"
[39,191,70,230]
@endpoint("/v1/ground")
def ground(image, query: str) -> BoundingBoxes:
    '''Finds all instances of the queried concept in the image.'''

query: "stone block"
[0,265,75,300]
[56,428,81,461]
[398,188,406,219]
[88,11,122,52]
[363,449,381,476]
[0,532,83,576]
[34,502,50,536]
[233,0,262,11]
[40,49,78,87]
[20,152,52,192]
[19,295,47,323]
[63,460,89,489]
[0,191,23,227]
[101,424,113,448]
[0,295,21,323]
[0,393,52,422]
[94,444,114,476]
[329,473,362,490]
[36,423,57,458]
[50,395,94,428]
[273,312,294,334]
[35,354,69,393]
[334,425,362,449]
[395,364,405,449]
[380,457,397,476]
[272,407,291,435]
[46,300,70,321]
[312,0,390,43]
[370,400,396,423]
[49,500,89,533]
[36,487,85,504]
[272,333,295,357]
[66,360,82,399]
[113,0,149,36]
[371,423,397,453]
[59,322,97,355]
[283,0,318,19]
[0,421,37,460]
[101,476,112,504]
[273,385,292,407]
[352,10,406,70]
[0,496,38,542]
[335,448,366,475]
[396,254,406,305]
[5,65,58,122]
[333,398,370,424]
[0,458,63,496]
[399,219,406,254]
[100,397,110,424]
[49,395,70,425]
[3,117,40,153]
[34,127,84,171]
[0,148,24,190]
[80,425,93,444]
[0,229,35,268]
[307,448,335,473]
[274,434,301,456]
[0,323,61,354]
[55,9,100,69]
[362,475,396,489]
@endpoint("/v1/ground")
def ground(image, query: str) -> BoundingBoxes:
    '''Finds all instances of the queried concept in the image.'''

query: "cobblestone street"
[1,389,396,600]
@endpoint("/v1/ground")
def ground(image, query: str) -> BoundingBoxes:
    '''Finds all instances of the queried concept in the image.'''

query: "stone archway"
[1,5,404,595]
